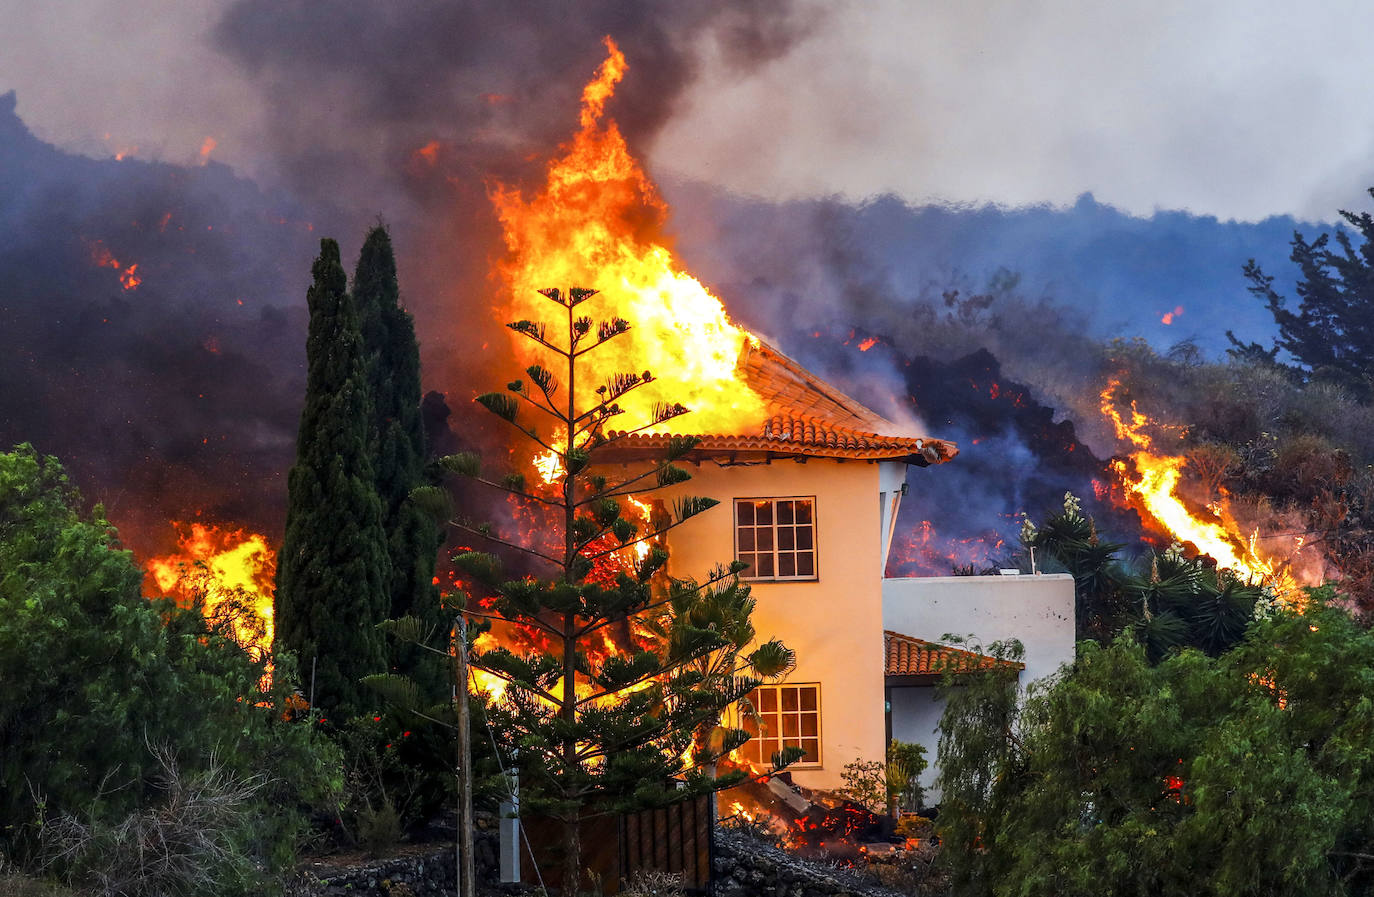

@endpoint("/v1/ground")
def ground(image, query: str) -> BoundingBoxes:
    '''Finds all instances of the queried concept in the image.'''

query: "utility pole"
[454,615,476,897]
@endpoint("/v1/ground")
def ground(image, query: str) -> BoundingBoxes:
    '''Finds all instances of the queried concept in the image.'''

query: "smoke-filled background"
[3,0,1372,570]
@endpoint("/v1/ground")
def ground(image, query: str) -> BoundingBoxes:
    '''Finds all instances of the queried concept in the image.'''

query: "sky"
[4,0,1374,222]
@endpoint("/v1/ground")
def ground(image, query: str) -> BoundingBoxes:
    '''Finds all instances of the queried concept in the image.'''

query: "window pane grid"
[735,497,817,581]
[741,684,821,766]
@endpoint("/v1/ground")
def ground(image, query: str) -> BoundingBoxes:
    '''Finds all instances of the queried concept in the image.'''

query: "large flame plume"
[146,522,276,658]
[490,38,769,439]
[1100,379,1304,601]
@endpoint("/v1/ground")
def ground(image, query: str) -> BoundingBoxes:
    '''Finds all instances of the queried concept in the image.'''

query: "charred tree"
[276,238,391,718]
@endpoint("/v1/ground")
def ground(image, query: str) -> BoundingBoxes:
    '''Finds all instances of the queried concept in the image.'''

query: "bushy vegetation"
[936,587,1374,897]
[0,444,341,894]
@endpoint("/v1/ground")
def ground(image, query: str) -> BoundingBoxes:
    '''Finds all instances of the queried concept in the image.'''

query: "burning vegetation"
[145,521,276,659]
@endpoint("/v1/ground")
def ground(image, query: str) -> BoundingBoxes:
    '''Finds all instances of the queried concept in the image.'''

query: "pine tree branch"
[466,663,562,708]
[511,389,568,427]
[448,521,563,567]
[576,464,677,505]
[507,321,570,357]
[576,512,713,563]
[464,474,563,508]
[570,321,631,359]
[573,568,738,639]
[482,414,562,457]
[574,647,719,709]
[462,607,565,640]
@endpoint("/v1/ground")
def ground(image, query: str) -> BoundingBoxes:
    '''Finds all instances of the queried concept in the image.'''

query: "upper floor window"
[735,497,817,581]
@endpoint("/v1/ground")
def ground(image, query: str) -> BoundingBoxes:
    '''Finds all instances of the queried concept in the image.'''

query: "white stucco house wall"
[607,341,1075,795]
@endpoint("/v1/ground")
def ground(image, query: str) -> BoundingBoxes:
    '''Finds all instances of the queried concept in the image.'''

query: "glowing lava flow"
[490,37,768,437]
[1100,380,1299,599]
[147,522,275,657]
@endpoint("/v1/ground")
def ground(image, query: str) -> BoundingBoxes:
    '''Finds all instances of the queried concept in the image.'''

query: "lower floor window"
[740,683,821,766]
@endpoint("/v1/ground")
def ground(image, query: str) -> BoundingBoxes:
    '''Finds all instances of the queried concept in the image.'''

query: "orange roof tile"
[884,630,1025,678]
[610,341,958,466]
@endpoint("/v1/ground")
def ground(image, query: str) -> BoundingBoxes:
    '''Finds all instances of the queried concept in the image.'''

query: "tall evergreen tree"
[276,238,391,718]
[352,225,444,694]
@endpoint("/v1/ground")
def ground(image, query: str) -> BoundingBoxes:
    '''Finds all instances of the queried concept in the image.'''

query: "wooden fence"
[521,795,714,894]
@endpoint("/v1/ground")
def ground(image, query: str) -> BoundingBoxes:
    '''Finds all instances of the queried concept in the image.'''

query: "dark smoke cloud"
[1,6,818,562]
[653,181,1329,569]
[210,1,815,395]
[0,91,324,555]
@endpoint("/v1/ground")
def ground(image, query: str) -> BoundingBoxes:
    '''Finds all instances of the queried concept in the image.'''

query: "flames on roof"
[609,340,959,466]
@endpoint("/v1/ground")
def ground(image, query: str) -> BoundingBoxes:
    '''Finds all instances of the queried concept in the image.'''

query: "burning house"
[480,38,1081,799]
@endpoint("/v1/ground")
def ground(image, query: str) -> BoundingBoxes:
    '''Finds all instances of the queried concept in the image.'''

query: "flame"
[86,238,141,291]
[1161,305,1184,325]
[198,137,217,164]
[1100,379,1300,600]
[490,37,768,437]
[146,522,275,659]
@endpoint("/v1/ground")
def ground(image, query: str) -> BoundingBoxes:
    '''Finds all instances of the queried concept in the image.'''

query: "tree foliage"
[1233,187,1374,399]
[393,286,795,894]
[936,589,1374,897]
[1025,492,1263,655]
[0,444,340,888]
[352,225,444,698]
[276,238,392,718]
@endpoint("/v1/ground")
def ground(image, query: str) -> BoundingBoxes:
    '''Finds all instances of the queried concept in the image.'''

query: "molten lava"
[490,37,768,437]
[146,522,275,657]
[1100,379,1301,600]
[86,238,141,291]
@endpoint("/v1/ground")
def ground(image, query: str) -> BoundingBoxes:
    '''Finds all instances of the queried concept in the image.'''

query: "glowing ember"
[86,238,141,291]
[490,37,768,437]
[1100,379,1300,599]
[146,522,275,658]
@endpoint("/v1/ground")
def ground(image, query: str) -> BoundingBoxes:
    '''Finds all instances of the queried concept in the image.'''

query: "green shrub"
[0,444,342,887]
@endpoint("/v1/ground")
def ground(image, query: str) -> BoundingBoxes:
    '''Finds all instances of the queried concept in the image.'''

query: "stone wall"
[286,829,508,897]
[712,831,908,897]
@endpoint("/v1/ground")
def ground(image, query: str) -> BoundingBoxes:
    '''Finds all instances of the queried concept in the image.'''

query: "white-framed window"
[734,497,817,581]
[740,683,822,767]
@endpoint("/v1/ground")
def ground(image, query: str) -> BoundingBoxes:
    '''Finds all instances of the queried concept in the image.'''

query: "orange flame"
[1161,305,1184,325]
[198,137,217,164]
[1100,380,1301,600]
[147,522,275,659]
[490,37,768,437]
[86,238,141,291]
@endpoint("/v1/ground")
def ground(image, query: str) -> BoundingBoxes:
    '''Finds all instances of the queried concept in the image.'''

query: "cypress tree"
[353,225,444,695]
[276,238,391,718]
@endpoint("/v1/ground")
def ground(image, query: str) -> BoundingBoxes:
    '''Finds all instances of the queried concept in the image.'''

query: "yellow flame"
[147,522,275,658]
[1101,380,1300,601]
[491,37,768,438]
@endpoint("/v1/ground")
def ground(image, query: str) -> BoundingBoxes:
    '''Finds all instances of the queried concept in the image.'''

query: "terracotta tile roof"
[610,341,958,466]
[884,630,1025,677]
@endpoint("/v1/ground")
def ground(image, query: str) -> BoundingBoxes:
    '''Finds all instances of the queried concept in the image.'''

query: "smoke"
[0,91,321,555]
[208,0,818,421]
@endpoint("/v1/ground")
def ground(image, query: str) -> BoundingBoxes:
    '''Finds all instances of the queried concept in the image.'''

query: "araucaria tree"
[276,238,391,718]
[353,225,444,696]
[433,287,794,894]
